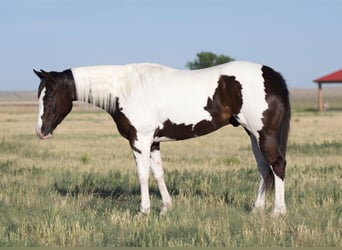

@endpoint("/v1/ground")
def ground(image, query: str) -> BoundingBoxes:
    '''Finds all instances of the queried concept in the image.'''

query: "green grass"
[0,99,341,246]
[0,165,340,246]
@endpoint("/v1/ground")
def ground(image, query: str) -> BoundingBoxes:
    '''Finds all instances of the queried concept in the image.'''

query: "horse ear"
[33,69,53,81]
[33,69,44,79]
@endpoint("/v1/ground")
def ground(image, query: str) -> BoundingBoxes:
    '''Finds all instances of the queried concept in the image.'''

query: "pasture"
[0,88,341,247]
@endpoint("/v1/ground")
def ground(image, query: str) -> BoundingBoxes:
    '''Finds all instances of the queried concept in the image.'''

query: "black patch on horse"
[155,75,243,140]
[110,98,141,153]
[204,75,243,127]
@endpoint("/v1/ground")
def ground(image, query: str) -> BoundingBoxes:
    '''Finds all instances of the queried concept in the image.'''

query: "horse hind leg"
[150,142,172,215]
[258,131,287,216]
[250,135,274,213]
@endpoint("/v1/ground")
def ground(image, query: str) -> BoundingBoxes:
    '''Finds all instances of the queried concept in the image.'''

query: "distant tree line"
[186,51,234,70]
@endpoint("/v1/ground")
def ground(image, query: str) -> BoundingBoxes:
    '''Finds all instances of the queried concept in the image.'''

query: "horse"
[34,60,290,216]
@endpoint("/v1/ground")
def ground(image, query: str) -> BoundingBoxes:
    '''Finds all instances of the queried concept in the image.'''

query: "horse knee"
[271,156,286,180]
[152,169,164,182]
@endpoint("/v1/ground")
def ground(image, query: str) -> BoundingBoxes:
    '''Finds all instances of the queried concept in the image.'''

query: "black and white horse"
[34,61,290,216]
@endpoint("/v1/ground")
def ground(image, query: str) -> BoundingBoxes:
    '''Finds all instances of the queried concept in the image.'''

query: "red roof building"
[314,69,342,84]
[313,69,342,111]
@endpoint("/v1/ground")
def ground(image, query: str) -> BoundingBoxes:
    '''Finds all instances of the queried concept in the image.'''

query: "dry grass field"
[0,87,341,246]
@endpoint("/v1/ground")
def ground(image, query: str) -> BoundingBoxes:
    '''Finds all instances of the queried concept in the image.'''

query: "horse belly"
[163,96,212,124]
[119,82,211,140]
[153,84,221,141]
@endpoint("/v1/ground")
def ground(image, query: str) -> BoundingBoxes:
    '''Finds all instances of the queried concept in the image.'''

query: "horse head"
[34,69,76,139]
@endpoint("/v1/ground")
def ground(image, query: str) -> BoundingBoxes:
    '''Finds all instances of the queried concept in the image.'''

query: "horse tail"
[262,65,291,160]
[261,65,291,182]
[267,69,290,186]
[279,102,291,159]
[277,76,291,160]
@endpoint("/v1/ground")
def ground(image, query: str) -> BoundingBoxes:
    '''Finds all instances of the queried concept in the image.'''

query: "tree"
[186,51,234,70]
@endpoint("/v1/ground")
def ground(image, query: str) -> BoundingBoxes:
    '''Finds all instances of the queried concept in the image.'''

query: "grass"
[0,89,341,246]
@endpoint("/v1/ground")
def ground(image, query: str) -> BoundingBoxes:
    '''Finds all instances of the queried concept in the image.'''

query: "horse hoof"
[140,207,150,215]
[251,206,264,214]
[159,203,172,216]
[271,207,286,217]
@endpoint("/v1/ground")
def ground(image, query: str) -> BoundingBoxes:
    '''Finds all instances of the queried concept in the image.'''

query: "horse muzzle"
[35,126,52,140]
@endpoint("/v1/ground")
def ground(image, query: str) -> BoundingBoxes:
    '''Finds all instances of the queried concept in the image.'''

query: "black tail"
[262,65,291,158]
[279,98,291,158]
[277,75,291,159]
[261,65,291,181]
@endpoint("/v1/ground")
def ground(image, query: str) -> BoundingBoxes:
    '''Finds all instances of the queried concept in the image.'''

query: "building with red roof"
[313,69,342,111]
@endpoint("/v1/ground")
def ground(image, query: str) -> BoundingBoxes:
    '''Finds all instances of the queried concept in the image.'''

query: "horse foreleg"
[132,136,152,214]
[150,143,172,215]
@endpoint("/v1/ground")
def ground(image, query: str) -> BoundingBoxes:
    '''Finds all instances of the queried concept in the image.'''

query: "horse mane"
[71,63,174,111]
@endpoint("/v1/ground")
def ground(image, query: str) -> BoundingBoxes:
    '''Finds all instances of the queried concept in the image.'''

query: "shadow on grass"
[53,169,256,213]
[54,181,163,200]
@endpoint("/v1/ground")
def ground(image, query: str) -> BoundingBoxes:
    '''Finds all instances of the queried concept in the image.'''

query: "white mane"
[71,63,174,111]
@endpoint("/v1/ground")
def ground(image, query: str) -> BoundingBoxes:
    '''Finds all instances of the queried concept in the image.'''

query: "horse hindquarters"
[257,101,290,216]
[250,66,290,215]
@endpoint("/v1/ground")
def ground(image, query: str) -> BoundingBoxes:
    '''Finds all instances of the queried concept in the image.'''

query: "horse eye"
[46,95,54,101]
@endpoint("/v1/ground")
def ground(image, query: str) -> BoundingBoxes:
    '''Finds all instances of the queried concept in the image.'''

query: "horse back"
[120,61,289,142]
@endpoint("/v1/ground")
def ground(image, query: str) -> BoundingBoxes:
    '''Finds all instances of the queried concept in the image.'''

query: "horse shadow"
[54,182,180,200]
[53,181,252,213]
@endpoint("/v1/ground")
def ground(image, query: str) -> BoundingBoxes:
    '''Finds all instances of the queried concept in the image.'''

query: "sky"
[0,0,341,91]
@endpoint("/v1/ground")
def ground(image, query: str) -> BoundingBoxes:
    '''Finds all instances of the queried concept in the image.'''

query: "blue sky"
[0,0,341,91]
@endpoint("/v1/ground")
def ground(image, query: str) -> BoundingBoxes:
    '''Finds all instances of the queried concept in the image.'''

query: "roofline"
[313,80,342,83]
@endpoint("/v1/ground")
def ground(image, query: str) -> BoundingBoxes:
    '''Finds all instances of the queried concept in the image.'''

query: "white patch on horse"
[35,87,46,137]
[273,174,286,216]
[71,64,171,112]
[231,62,268,139]
[120,63,234,136]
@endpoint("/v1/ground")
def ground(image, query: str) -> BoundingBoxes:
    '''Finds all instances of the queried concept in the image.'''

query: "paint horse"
[34,61,290,216]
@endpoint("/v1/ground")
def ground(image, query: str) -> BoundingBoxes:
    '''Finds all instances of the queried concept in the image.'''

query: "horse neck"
[71,65,132,113]
[71,64,171,113]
